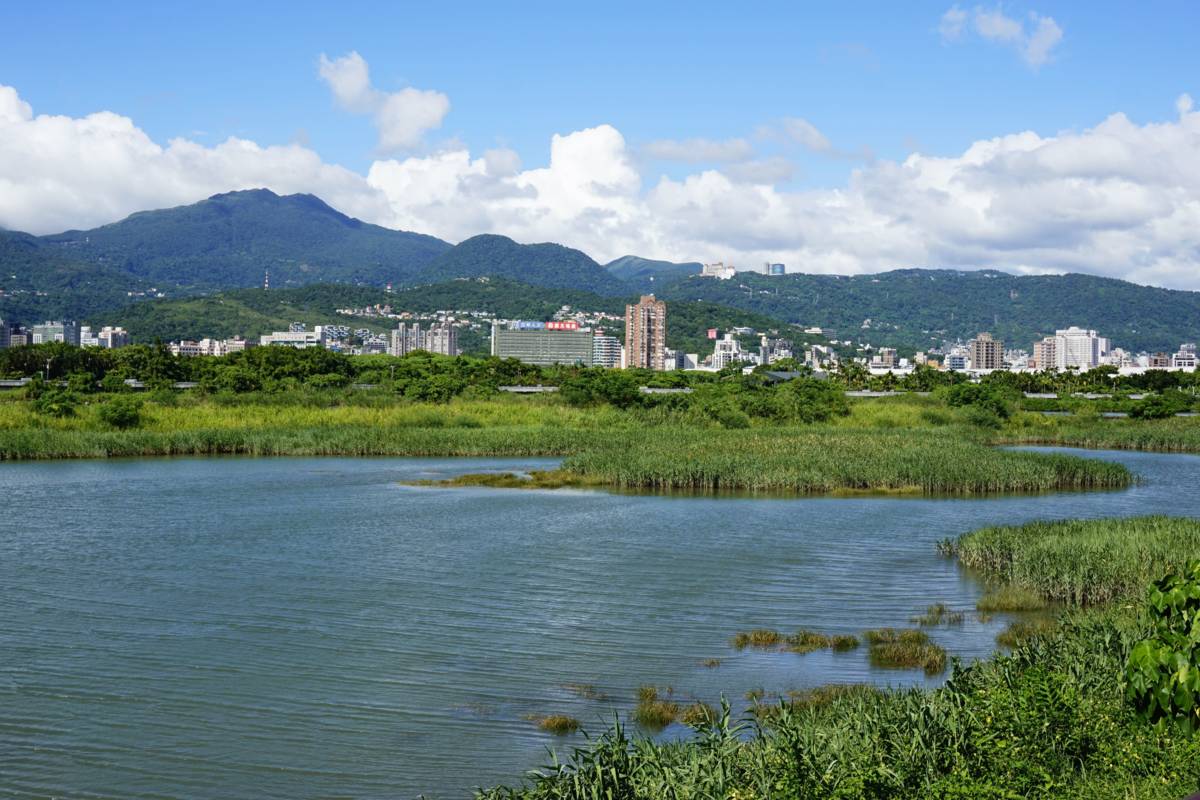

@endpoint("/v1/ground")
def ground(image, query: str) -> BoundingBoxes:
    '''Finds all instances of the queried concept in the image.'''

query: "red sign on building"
[707,328,718,339]
[546,320,580,331]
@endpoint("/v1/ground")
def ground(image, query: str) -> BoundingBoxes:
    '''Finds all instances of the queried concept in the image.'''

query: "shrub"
[33,389,80,418]
[97,396,144,429]
[1126,561,1200,735]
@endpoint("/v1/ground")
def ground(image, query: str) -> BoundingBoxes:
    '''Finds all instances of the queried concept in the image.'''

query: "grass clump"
[977,585,1049,613]
[865,628,947,675]
[732,629,785,650]
[958,516,1200,606]
[996,617,1060,649]
[632,686,679,730]
[911,602,966,626]
[526,714,581,735]
[680,702,718,728]
[830,634,860,651]
[784,630,832,653]
[700,658,722,668]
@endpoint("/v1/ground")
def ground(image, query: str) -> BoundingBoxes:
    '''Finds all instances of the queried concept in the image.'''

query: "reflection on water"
[1,448,1197,798]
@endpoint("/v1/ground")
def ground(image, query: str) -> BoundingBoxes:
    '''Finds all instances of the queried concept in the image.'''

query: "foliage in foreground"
[1127,561,1200,735]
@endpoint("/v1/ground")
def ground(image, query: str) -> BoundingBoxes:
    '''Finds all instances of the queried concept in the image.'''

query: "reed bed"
[0,396,1138,498]
[632,686,679,730]
[560,428,1132,495]
[956,516,1200,605]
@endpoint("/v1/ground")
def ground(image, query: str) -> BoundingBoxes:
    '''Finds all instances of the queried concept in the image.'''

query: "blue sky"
[2,1,1199,287]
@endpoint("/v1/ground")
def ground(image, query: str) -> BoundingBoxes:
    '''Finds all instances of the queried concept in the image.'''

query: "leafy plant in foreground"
[1126,561,1200,734]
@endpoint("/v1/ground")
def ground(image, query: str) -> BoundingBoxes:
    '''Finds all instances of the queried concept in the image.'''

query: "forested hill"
[605,255,701,292]
[417,234,630,296]
[37,189,451,291]
[660,269,1200,352]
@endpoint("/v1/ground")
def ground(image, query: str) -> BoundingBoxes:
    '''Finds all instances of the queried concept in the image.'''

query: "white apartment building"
[79,326,130,348]
[1054,327,1106,370]
[592,333,622,368]
[711,333,744,369]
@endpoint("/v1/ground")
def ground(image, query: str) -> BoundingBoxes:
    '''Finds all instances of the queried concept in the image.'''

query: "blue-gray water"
[2,448,1198,799]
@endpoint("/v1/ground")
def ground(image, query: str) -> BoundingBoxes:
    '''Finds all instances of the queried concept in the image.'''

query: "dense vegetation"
[662,268,1200,352]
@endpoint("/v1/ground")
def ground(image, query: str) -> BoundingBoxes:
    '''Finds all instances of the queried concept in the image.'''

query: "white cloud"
[941,6,1063,68]
[642,137,754,162]
[2,83,1200,290]
[760,117,833,153]
[939,6,969,41]
[1177,93,1194,116]
[317,51,449,152]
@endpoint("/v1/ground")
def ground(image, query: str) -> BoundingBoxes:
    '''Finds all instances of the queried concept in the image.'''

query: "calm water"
[2,448,1198,798]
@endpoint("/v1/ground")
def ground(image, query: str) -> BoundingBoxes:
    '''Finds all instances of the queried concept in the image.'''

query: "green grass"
[910,602,966,626]
[976,585,1050,612]
[957,516,1200,605]
[0,394,1136,496]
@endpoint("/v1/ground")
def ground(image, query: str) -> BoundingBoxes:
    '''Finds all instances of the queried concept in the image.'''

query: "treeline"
[0,344,849,427]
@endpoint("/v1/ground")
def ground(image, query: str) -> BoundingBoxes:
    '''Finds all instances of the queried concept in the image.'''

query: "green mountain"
[418,234,629,296]
[660,269,1200,353]
[605,255,700,292]
[38,189,451,291]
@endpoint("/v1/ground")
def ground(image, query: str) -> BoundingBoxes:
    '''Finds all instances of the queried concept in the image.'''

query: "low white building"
[261,326,326,349]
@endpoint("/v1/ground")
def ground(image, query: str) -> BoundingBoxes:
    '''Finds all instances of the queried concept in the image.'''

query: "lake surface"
[2,448,1198,798]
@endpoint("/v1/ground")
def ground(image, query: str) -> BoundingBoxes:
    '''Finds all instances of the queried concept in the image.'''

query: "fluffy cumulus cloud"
[317,51,449,152]
[2,81,1200,289]
[941,5,1063,68]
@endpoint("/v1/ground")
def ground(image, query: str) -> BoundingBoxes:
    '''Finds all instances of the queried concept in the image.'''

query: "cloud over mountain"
[1,62,1198,290]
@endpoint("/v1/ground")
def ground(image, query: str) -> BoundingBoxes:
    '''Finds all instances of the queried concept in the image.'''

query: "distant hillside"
[38,189,451,291]
[605,255,700,292]
[661,269,1200,352]
[0,230,155,322]
[419,234,629,295]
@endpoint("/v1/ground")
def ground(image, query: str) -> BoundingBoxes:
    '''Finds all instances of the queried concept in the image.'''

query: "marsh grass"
[732,629,785,650]
[976,585,1049,612]
[830,634,860,651]
[0,395,1137,498]
[700,658,722,668]
[525,714,581,735]
[911,603,966,626]
[784,630,832,653]
[958,516,1200,605]
[632,686,679,730]
[680,702,718,727]
[996,617,1060,649]
[864,629,947,674]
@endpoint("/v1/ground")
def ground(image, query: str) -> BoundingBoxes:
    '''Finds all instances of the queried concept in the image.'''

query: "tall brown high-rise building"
[969,332,1004,371]
[625,294,667,370]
